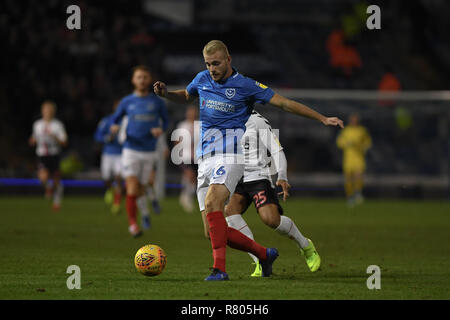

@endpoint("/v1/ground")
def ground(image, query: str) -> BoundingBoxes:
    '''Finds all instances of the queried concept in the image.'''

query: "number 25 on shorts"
[253,191,267,208]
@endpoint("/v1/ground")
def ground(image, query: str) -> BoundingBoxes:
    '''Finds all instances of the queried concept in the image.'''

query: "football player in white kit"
[29,100,68,211]
[224,111,321,277]
[174,105,199,213]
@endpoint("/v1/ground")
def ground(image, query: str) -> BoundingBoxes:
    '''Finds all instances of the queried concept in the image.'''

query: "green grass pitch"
[0,195,448,300]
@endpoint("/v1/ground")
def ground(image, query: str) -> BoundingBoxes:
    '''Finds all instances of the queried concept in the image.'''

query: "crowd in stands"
[1,0,448,178]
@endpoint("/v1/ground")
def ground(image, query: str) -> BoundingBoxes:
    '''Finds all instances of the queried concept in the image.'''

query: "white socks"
[146,186,155,201]
[226,213,310,266]
[137,195,149,217]
[53,183,63,205]
[225,214,259,263]
[275,216,310,249]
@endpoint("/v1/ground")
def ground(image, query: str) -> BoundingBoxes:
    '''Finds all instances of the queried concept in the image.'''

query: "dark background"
[1,0,449,197]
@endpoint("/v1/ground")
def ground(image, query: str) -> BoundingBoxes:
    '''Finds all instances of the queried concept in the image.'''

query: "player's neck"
[134,89,150,97]
[217,67,234,84]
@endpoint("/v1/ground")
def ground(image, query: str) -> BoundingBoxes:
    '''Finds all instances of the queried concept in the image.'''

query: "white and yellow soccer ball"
[134,244,167,276]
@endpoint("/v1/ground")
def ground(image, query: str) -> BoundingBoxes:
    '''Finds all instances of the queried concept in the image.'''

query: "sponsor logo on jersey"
[202,98,236,113]
[255,81,268,89]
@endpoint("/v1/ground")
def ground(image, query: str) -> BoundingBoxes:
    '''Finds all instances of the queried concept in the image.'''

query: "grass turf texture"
[0,196,448,300]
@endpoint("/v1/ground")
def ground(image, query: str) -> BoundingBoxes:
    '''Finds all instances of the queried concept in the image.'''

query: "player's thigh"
[125,176,140,195]
[224,189,251,217]
[247,180,283,228]
[122,149,140,181]
[37,167,49,182]
[101,154,114,181]
[140,153,158,186]
[196,158,212,212]
[257,204,281,229]
[210,155,244,195]
[205,184,230,213]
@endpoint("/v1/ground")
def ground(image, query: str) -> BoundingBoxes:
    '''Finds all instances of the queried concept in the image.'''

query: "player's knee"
[204,198,221,213]
[259,208,281,229]
[126,180,139,196]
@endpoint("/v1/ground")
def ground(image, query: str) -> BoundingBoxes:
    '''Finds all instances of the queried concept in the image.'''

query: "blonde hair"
[203,40,230,57]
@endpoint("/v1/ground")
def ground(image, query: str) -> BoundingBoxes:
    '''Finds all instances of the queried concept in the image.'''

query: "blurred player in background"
[110,65,169,237]
[223,111,320,277]
[94,100,123,215]
[336,113,372,207]
[29,100,68,211]
[174,105,199,213]
[154,40,343,280]
[145,130,169,215]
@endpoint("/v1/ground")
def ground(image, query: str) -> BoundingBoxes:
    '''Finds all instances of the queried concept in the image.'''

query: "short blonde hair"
[203,40,230,57]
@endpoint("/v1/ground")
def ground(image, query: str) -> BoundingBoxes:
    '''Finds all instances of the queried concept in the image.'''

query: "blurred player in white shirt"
[29,100,68,211]
[174,105,198,213]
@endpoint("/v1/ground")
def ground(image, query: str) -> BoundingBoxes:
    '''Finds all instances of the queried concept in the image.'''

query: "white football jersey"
[32,119,67,156]
[241,111,283,184]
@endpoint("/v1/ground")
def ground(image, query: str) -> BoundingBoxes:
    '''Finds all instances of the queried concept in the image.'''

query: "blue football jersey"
[111,93,169,152]
[186,68,275,158]
[94,114,122,155]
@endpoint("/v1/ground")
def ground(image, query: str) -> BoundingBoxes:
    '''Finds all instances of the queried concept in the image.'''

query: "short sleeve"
[245,78,275,105]
[186,72,204,97]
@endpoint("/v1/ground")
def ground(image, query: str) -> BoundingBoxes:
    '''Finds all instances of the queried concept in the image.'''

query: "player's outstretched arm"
[269,93,344,128]
[153,81,196,105]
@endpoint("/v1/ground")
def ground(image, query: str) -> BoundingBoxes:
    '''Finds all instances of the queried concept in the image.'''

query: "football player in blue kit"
[94,100,123,215]
[110,65,169,237]
[154,40,343,280]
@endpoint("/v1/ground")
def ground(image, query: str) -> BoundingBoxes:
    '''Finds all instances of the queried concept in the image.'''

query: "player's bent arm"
[167,89,196,104]
[154,81,196,105]
[269,93,344,128]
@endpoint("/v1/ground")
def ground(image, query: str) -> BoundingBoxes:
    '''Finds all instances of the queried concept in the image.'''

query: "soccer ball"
[134,244,167,276]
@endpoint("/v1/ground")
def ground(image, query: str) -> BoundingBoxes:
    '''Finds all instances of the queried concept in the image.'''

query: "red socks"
[126,195,137,226]
[227,227,267,261]
[206,211,228,272]
[114,192,122,205]
[206,211,268,273]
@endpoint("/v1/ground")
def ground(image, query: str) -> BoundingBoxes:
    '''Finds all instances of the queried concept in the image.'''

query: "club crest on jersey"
[225,88,236,99]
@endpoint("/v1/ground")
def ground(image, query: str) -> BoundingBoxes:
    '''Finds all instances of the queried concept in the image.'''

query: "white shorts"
[196,154,244,212]
[101,154,122,181]
[121,148,158,185]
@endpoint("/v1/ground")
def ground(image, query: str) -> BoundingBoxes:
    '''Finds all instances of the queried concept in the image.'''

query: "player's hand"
[151,127,163,137]
[153,81,167,97]
[276,179,291,202]
[28,136,36,146]
[110,124,120,135]
[322,117,344,129]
